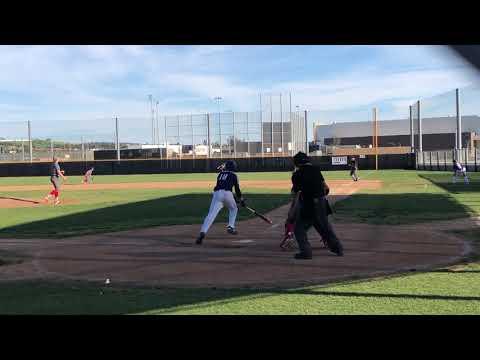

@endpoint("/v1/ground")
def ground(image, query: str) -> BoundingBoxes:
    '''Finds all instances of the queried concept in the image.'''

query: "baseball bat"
[245,206,273,224]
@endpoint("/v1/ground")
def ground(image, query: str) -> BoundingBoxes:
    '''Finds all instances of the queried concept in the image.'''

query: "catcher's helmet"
[293,151,310,166]
[225,160,237,171]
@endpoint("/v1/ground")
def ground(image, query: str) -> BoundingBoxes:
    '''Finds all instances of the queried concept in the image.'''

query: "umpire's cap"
[293,151,310,166]
[225,160,237,171]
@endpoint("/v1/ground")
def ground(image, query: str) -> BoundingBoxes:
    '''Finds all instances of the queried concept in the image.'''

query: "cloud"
[276,66,474,113]
[0,45,478,141]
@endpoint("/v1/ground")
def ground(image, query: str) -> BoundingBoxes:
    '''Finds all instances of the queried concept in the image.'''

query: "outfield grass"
[0,191,291,238]
[1,169,480,314]
[1,170,479,236]
[334,170,480,224]
[0,171,296,185]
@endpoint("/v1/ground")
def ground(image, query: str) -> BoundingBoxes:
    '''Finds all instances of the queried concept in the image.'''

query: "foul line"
[0,196,40,204]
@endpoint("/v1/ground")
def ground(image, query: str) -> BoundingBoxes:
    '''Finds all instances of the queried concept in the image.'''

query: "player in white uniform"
[82,167,95,184]
[452,160,469,184]
[196,160,245,245]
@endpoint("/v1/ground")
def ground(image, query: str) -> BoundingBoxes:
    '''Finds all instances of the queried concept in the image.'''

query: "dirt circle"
[0,179,469,288]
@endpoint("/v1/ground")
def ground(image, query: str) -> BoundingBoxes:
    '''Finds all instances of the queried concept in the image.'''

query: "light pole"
[214,97,223,158]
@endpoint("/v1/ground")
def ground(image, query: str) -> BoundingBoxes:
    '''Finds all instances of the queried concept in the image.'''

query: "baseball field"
[0,169,479,314]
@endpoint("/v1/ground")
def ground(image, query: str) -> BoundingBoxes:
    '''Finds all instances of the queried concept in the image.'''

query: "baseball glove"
[280,222,298,251]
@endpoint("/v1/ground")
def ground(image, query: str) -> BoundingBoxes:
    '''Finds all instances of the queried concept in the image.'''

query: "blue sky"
[0,45,478,142]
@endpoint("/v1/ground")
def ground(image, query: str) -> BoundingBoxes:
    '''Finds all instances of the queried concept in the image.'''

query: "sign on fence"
[332,156,348,165]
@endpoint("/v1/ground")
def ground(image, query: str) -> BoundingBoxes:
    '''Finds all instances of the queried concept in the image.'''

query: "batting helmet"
[225,160,237,171]
[293,152,310,166]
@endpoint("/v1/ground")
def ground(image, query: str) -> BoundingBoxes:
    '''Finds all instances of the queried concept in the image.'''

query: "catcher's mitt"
[280,222,298,251]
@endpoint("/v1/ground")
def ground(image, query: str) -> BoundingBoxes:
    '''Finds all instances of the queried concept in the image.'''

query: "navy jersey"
[51,162,61,177]
[453,162,462,171]
[214,171,242,198]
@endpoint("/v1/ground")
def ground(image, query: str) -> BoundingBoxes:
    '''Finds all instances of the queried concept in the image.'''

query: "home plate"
[232,239,255,244]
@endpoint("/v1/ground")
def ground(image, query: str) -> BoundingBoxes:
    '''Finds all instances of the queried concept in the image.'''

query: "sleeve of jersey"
[233,174,242,199]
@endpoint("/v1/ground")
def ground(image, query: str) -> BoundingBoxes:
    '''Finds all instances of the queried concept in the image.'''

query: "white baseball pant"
[200,190,238,234]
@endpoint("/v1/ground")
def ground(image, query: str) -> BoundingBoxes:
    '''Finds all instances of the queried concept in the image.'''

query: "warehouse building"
[314,115,480,151]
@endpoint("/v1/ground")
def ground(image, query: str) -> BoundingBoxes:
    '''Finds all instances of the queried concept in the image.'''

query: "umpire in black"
[290,152,344,259]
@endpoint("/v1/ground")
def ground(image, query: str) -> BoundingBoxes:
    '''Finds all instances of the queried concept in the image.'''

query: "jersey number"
[219,174,228,181]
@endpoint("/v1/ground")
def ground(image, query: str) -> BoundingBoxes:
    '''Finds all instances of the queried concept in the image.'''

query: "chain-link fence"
[0,111,309,162]
[416,148,480,171]
[2,83,479,165]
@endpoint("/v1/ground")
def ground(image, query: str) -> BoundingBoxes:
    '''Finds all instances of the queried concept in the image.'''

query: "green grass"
[0,191,291,238]
[1,170,480,236]
[0,170,370,186]
[333,170,480,224]
[0,172,295,185]
[2,260,479,314]
[1,170,480,314]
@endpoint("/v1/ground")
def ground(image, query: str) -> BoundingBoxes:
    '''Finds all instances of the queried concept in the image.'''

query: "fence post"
[429,151,432,170]
[164,115,168,160]
[289,94,293,156]
[418,100,423,152]
[475,148,478,172]
[409,105,414,152]
[280,94,283,156]
[207,113,211,159]
[115,117,120,162]
[27,120,33,163]
[177,115,181,161]
[304,110,309,155]
[456,88,462,154]
[81,136,85,162]
[219,112,222,159]
[270,96,274,157]
[444,151,447,171]
[191,114,195,162]
[260,95,264,157]
[246,112,250,156]
[232,112,236,157]
[437,151,439,171]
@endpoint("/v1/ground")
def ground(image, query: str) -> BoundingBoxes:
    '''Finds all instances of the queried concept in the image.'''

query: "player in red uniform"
[44,157,68,205]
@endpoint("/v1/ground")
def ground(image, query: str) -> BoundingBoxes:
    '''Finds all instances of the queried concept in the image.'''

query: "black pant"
[294,197,341,256]
[350,168,358,179]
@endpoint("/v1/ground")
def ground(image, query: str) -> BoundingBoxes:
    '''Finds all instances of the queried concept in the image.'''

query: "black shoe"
[294,252,312,260]
[196,232,205,245]
[330,244,344,256]
[227,226,238,235]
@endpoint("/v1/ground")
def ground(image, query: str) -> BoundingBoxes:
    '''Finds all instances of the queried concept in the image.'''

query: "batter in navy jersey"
[196,160,245,244]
